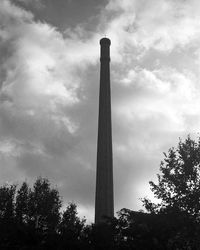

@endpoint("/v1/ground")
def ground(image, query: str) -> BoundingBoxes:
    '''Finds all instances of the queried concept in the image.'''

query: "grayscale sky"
[1,0,200,222]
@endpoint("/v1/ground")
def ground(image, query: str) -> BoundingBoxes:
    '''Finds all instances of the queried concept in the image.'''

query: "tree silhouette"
[143,135,200,217]
[0,184,17,248]
[0,184,16,222]
[16,181,30,224]
[142,135,200,248]
[59,203,87,249]
[28,177,62,233]
[0,177,63,249]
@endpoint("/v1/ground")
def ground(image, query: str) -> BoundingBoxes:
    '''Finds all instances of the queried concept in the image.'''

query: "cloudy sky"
[1,0,200,222]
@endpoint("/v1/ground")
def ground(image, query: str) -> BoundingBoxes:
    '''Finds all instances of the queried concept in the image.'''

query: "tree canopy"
[143,135,200,217]
[141,135,200,249]
[0,177,89,249]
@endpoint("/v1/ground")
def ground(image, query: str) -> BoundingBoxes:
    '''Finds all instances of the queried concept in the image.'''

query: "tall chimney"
[95,38,114,224]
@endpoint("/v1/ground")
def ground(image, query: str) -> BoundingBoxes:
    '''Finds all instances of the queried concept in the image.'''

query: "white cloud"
[0,0,101,213]
[104,0,200,57]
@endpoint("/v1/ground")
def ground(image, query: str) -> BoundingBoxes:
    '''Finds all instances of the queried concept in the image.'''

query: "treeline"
[0,177,90,249]
[1,136,200,249]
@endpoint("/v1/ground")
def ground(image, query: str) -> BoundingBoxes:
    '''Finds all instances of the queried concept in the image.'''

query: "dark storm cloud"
[13,0,108,31]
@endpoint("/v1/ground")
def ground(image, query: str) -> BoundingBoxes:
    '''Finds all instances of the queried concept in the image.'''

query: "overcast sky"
[1,0,200,222]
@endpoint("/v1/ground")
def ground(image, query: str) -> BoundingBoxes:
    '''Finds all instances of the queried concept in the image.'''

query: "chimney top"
[100,37,111,46]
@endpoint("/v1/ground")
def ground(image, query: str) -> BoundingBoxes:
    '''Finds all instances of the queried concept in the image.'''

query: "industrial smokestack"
[95,38,114,224]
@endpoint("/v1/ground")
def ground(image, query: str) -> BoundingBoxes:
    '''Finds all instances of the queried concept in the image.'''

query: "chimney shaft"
[95,38,114,224]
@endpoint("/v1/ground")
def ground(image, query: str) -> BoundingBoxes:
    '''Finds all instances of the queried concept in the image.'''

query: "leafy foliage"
[15,181,30,224]
[143,136,200,217]
[59,203,86,248]
[0,184,16,221]
[0,177,63,249]
[141,135,200,249]
[29,177,62,232]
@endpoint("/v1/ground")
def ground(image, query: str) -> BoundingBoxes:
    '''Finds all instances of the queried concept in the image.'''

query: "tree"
[115,208,165,250]
[0,184,17,248]
[59,203,86,249]
[15,181,30,224]
[142,135,200,248]
[0,184,16,222]
[114,207,200,250]
[28,177,62,233]
[0,177,63,249]
[143,136,200,216]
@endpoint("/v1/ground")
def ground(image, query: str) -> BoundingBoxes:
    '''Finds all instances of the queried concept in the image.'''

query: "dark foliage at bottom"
[1,195,200,249]
[1,136,200,249]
